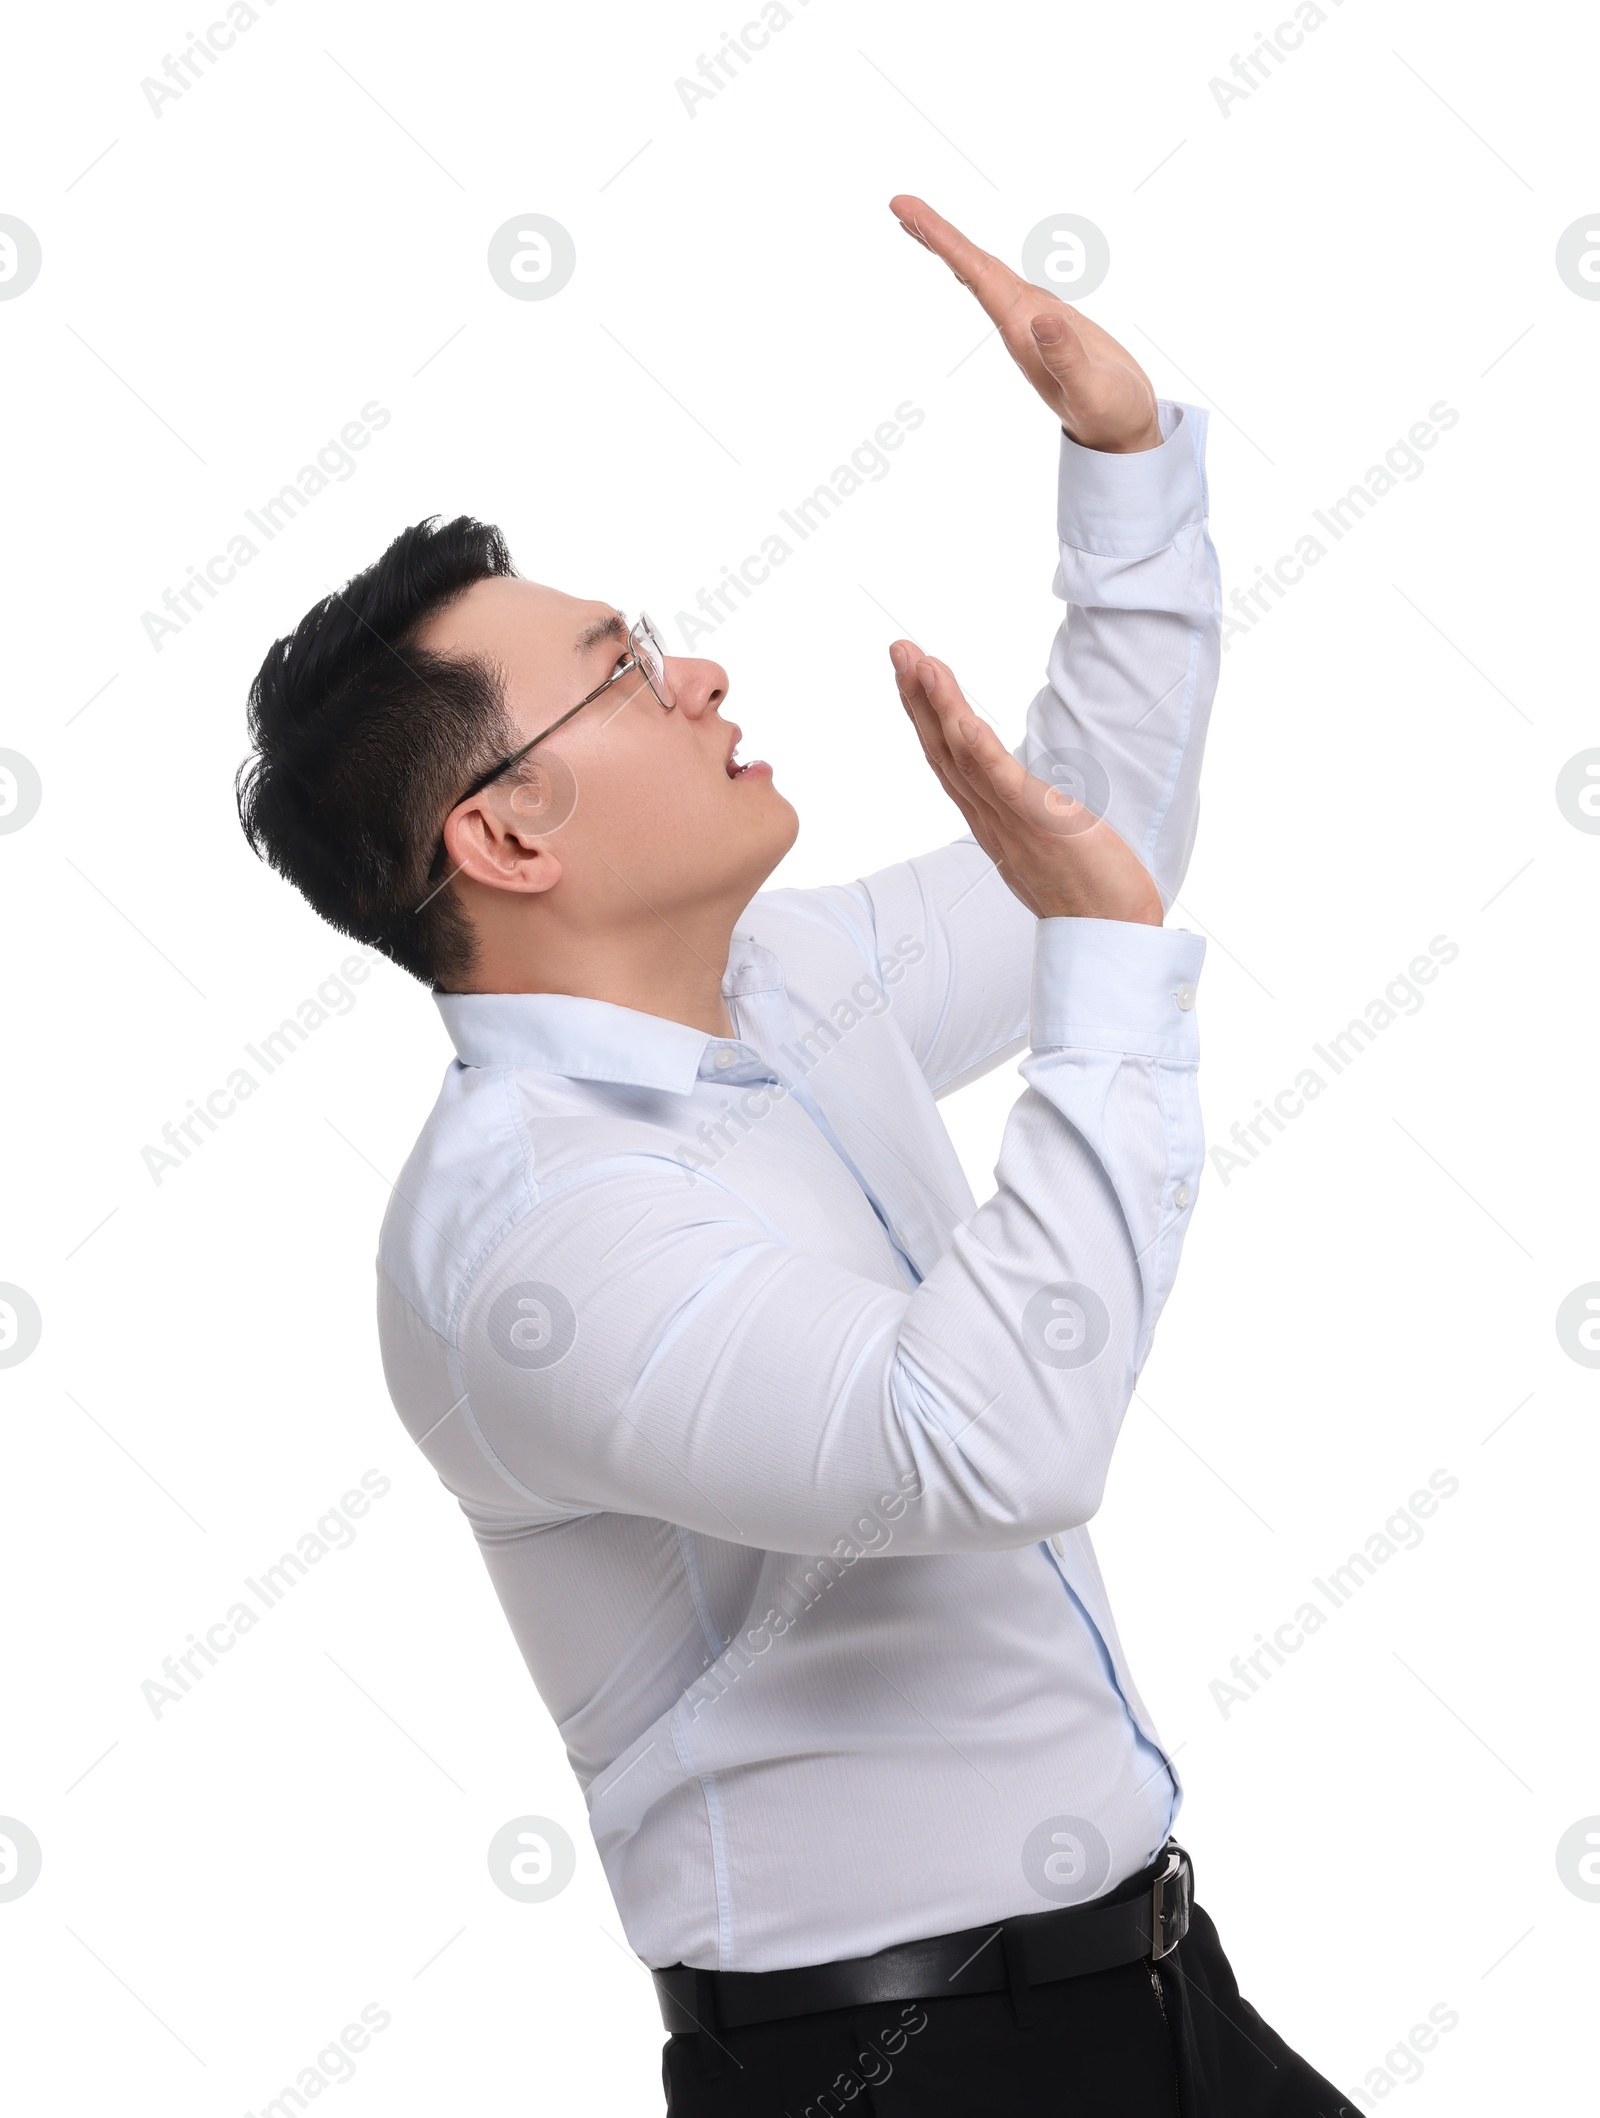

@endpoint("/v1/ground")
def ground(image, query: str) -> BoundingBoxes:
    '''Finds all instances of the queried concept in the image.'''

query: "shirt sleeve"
[398,917,1206,1558]
[819,398,1220,1100]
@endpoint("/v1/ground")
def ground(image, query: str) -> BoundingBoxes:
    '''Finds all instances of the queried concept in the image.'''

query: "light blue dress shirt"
[376,401,1221,1973]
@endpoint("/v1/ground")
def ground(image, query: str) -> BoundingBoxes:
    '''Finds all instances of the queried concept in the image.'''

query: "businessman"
[237,198,1349,2113]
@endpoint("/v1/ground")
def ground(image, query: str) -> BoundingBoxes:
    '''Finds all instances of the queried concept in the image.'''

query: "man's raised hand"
[891,643,1162,927]
[889,194,1161,456]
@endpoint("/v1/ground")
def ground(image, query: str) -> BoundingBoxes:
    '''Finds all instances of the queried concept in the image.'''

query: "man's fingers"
[910,657,1047,839]
[913,654,1100,837]
[901,650,984,784]
[887,193,1160,449]
[1029,309,1087,380]
[930,685,1032,810]
[890,195,1100,412]
[887,641,1157,923]
[903,649,1007,787]
[889,645,1112,899]
[893,643,976,800]
[889,195,985,274]
[890,194,1025,318]
[890,642,1005,856]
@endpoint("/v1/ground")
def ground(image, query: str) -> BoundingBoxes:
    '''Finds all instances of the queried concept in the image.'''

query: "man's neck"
[459,916,740,1041]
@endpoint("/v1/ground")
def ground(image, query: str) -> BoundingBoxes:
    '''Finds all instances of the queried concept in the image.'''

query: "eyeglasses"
[457,609,675,807]
[426,610,674,885]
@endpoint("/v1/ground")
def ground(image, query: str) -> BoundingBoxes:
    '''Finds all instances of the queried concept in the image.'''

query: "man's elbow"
[891,1446,1113,1553]
[889,1354,1130,1550]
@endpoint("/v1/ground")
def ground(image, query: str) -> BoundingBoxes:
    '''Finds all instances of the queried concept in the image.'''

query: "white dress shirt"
[376,399,1221,1973]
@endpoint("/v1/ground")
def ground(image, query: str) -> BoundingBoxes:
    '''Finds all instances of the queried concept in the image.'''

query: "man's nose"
[666,658,727,714]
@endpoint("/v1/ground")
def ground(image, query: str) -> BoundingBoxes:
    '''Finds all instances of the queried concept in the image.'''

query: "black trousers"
[661,1898,1355,2116]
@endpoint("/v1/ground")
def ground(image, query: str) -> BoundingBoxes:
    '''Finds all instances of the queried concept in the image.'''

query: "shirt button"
[1173,1184,1193,1210]
[1049,1533,1066,1556]
[714,1046,736,1069]
[1173,984,1195,1011]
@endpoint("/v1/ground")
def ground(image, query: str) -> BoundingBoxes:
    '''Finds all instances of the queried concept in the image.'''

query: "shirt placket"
[712,976,924,1292]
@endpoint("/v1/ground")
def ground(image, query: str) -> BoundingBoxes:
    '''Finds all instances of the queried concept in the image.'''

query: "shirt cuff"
[1056,399,1209,559]
[1030,917,1205,1060]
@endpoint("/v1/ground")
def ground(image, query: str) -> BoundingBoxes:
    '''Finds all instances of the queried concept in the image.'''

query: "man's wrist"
[1063,416,1164,455]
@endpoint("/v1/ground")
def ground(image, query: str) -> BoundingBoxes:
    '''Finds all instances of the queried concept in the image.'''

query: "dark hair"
[236,514,518,988]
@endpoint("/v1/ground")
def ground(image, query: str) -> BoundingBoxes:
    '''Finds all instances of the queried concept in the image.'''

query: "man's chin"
[741,792,800,892]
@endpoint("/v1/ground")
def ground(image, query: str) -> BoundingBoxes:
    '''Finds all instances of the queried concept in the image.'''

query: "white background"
[2,0,1596,2109]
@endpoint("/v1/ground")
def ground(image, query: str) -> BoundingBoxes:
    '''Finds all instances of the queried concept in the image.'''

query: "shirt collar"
[433,932,786,1095]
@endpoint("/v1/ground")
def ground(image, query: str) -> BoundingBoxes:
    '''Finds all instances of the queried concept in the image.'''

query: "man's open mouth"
[725,730,770,779]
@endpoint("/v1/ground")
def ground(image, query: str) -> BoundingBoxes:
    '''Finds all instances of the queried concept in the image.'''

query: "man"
[237,198,1349,2114]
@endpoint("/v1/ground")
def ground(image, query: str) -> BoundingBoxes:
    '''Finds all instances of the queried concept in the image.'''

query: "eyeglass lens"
[633,613,674,708]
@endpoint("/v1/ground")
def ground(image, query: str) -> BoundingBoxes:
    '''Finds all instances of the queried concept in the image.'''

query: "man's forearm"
[1017,397,1221,912]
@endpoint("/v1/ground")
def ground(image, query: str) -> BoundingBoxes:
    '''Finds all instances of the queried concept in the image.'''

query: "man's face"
[415,577,798,938]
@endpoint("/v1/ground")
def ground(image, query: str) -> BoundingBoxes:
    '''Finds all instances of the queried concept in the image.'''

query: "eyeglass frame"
[426,610,675,881]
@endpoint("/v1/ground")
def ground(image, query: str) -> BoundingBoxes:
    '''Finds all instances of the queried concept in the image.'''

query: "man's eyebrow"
[573,611,627,657]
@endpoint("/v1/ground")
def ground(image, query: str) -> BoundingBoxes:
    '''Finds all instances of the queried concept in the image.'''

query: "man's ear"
[442,775,566,897]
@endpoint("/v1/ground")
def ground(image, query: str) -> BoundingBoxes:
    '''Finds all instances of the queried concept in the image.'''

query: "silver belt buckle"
[1150,1848,1190,1961]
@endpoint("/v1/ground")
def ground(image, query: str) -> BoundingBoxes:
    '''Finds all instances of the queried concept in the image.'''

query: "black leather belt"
[653,1842,1192,2036]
